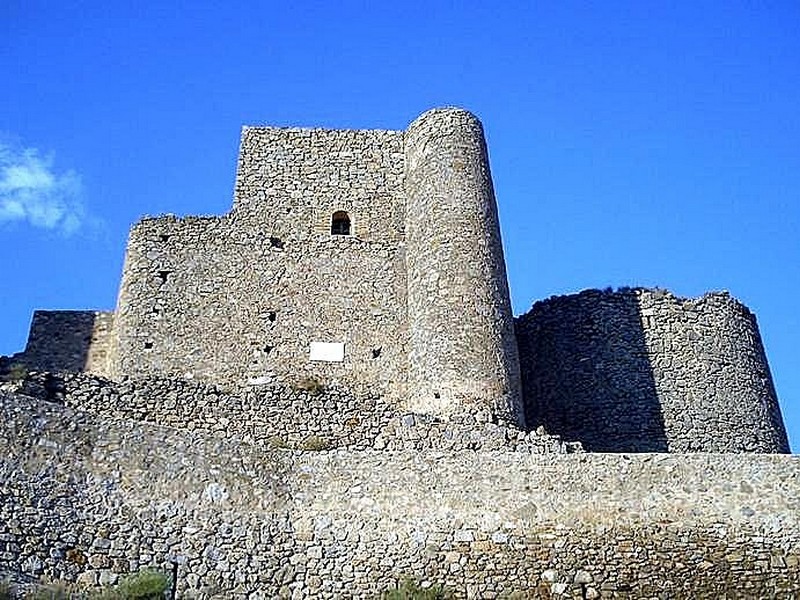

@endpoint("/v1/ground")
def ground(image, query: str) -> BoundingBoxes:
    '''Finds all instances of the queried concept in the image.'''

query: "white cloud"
[0,141,86,234]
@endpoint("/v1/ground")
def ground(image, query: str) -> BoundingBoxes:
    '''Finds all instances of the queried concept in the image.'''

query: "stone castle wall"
[516,288,790,453]
[14,372,575,454]
[109,126,410,399]
[18,310,114,376]
[2,390,798,599]
[231,127,406,241]
[404,108,523,425]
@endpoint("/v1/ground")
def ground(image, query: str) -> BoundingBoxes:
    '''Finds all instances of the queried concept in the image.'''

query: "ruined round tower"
[404,108,524,425]
[516,288,790,453]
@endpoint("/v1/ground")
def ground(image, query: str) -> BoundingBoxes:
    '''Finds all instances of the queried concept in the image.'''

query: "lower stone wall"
[13,372,577,454]
[1,391,799,599]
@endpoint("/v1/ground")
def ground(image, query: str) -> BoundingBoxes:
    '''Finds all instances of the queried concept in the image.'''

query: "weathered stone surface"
[10,311,114,376]
[1,108,795,600]
[1,390,799,599]
[517,288,789,453]
[7,371,577,454]
[404,108,523,424]
[7,109,790,454]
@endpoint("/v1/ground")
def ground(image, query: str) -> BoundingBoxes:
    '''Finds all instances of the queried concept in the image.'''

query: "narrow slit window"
[331,211,351,236]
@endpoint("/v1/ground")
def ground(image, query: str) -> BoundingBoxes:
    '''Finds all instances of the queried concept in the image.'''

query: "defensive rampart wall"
[1,391,798,599]
[516,288,789,453]
[12,372,573,454]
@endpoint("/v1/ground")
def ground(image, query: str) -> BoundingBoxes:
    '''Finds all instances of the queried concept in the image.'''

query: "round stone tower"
[516,288,790,453]
[404,108,523,425]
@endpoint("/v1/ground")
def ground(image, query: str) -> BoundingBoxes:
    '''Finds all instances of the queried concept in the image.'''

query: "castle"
[13,107,789,453]
[2,108,799,598]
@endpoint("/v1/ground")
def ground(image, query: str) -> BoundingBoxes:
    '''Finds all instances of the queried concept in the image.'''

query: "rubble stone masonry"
[4,108,796,598]
[516,288,789,453]
[1,389,798,599]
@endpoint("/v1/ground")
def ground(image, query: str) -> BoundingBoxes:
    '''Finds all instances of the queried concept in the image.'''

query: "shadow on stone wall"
[19,311,106,373]
[516,289,668,452]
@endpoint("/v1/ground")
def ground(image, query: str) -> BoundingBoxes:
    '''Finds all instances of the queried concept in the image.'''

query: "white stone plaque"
[309,342,345,362]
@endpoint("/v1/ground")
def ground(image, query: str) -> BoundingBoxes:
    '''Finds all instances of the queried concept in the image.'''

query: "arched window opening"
[331,211,351,236]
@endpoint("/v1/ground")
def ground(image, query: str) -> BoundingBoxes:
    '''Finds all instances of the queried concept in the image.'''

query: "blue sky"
[2,1,799,449]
